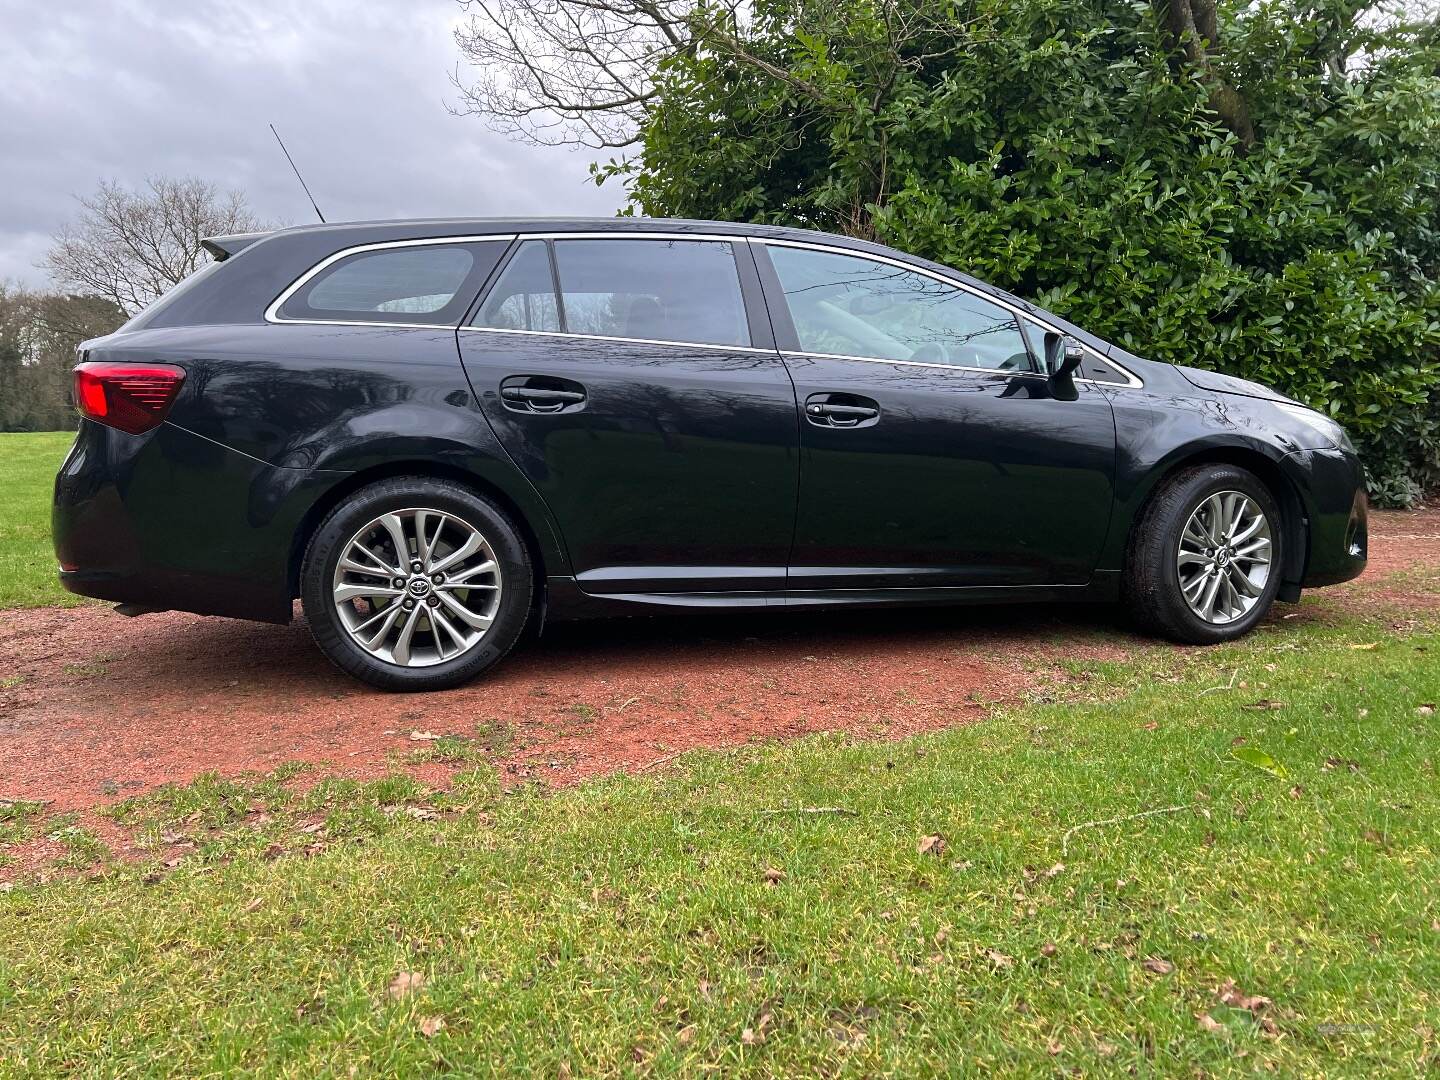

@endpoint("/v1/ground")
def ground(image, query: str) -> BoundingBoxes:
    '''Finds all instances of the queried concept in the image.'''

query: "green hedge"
[619,1,1440,505]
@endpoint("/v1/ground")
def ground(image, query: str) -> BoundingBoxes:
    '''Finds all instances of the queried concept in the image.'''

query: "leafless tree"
[43,177,263,317]
[450,0,977,149]
[451,0,701,148]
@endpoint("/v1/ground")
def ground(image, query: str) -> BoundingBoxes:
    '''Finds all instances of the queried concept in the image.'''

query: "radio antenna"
[269,123,326,223]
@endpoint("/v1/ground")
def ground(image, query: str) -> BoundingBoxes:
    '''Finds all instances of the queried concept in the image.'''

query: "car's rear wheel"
[301,478,532,691]
[1123,464,1283,644]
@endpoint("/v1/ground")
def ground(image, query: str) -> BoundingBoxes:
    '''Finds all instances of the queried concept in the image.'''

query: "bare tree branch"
[42,177,263,317]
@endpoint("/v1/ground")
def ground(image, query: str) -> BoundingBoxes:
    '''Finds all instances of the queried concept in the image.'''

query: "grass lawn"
[2,620,1437,1075]
[0,430,80,609]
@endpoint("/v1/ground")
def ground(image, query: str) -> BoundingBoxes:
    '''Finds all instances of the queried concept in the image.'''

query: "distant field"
[0,431,81,608]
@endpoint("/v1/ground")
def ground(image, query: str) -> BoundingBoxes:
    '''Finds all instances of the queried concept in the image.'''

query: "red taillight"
[74,362,186,435]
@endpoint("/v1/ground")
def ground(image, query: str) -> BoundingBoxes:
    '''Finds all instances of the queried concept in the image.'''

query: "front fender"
[1100,386,1310,579]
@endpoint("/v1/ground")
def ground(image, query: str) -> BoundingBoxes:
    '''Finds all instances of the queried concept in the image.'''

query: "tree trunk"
[1155,0,1257,150]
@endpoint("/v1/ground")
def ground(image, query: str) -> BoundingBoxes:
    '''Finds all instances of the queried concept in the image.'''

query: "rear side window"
[471,237,750,348]
[554,239,748,347]
[276,241,506,325]
[473,240,560,332]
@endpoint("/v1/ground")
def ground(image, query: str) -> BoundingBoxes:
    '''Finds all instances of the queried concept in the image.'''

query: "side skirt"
[544,571,1121,621]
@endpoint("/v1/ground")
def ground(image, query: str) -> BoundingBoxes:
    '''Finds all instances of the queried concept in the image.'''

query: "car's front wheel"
[1123,464,1284,644]
[300,477,532,691]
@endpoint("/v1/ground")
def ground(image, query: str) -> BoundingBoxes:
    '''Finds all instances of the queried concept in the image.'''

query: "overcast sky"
[0,0,621,289]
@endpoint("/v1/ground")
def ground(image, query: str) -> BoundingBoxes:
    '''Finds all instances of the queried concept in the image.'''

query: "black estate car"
[54,218,1368,690]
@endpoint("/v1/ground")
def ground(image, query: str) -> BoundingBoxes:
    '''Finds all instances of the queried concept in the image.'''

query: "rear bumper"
[1280,447,1367,589]
[53,421,342,623]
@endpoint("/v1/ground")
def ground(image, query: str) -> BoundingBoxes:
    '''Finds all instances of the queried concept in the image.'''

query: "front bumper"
[53,421,342,623]
[1280,447,1367,589]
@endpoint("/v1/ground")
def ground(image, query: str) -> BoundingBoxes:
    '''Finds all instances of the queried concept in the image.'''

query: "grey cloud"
[0,0,621,287]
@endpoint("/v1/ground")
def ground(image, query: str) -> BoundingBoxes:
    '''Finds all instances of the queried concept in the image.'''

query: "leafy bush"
[616,0,1440,504]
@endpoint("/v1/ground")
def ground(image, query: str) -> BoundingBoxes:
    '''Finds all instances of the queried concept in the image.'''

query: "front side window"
[277,241,506,325]
[766,245,1034,372]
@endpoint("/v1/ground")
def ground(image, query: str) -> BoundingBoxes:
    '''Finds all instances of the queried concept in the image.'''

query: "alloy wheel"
[1176,490,1273,625]
[331,507,502,667]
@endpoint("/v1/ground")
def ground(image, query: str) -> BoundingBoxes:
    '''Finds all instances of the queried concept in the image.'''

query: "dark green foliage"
[0,290,124,433]
[613,0,1440,504]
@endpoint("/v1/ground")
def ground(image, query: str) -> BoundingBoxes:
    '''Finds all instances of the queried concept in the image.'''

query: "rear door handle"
[805,393,880,428]
[499,376,587,414]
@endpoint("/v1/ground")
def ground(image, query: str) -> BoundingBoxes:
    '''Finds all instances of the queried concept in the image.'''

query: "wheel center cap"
[407,578,431,598]
[1216,549,1231,567]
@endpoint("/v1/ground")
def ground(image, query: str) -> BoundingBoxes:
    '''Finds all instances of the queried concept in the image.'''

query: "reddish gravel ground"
[1,509,1435,821]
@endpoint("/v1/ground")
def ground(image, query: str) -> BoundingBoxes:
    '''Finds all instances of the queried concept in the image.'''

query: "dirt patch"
[1,507,1435,832]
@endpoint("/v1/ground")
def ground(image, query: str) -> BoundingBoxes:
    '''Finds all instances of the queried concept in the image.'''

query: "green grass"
[1,621,1436,1075]
[0,431,81,609]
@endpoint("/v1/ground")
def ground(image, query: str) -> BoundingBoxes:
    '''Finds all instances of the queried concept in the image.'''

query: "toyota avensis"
[53,218,1368,690]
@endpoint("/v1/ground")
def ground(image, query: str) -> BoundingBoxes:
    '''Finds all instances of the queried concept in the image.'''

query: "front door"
[457,235,798,597]
[755,240,1117,592]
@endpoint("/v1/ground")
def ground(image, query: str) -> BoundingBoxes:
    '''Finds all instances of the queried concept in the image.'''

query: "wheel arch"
[286,460,561,608]
[1120,444,1308,596]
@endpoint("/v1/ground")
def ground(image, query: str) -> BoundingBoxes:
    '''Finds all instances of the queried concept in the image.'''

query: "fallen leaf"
[762,867,785,885]
[1417,704,1436,717]
[1044,862,1066,878]
[1047,1038,1063,1055]
[298,821,324,834]
[1196,1011,1226,1034]
[917,834,947,857]
[409,730,441,742]
[387,971,426,1000]
[677,1025,697,1045]
[1242,699,1286,711]
[1143,956,1175,975]
[243,897,262,913]
[740,1028,759,1046]
[1143,721,1159,731]
[1096,1040,1117,1057]
[1288,785,1304,799]
[417,1015,445,1037]
[986,949,1014,969]
[1217,978,1272,1013]
[1230,745,1289,779]
[1040,942,1057,958]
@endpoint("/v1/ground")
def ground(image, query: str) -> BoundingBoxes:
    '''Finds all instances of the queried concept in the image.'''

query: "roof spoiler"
[200,231,272,262]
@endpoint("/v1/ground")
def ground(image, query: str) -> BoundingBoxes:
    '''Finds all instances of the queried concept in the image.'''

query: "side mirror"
[1044,333,1085,379]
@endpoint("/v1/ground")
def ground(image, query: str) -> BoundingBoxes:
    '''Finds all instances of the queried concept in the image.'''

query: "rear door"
[755,239,1118,592]
[456,234,798,598]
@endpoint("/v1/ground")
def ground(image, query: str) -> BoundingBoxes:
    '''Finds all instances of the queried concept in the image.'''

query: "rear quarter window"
[274,241,508,325]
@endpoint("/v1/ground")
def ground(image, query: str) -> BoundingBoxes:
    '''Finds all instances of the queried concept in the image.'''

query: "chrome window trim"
[778,349,1051,379]
[263,235,518,327]
[261,228,1145,391]
[457,324,777,355]
[755,237,1144,389]
[520,231,749,243]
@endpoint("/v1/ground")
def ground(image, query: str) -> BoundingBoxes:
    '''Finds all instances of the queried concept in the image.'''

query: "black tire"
[1122,464,1284,644]
[300,477,533,691]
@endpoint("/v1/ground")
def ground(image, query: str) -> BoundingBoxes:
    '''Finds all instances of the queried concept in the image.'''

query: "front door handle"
[805,393,880,428]
[499,376,587,414]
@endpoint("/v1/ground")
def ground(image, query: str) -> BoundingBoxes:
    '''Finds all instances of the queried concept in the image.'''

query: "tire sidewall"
[301,479,532,690]
[1151,467,1283,643]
